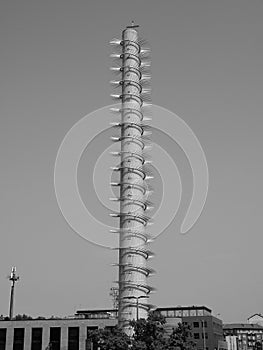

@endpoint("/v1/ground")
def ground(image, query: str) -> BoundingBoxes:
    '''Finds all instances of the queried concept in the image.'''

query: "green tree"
[254,341,262,350]
[168,322,196,350]
[14,314,33,320]
[88,312,196,350]
[130,311,168,350]
[89,327,131,350]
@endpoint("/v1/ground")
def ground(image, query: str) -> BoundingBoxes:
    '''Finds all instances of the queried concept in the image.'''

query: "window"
[194,333,200,339]
[31,328,42,350]
[86,327,99,350]
[175,310,182,317]
[68,327,79,350]
[0,329,6,350]
[49,327,61,350]
[202,321,207,328]
[202,333,208,339]
[13,328,25,350]
[193,322,199,328]
[168,310,175,318]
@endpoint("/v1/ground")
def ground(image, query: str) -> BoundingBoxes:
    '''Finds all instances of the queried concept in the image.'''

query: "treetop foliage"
[89,311,196,350]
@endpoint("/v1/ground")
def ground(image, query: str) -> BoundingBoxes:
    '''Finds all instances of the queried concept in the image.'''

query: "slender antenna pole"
[8,267,19,320]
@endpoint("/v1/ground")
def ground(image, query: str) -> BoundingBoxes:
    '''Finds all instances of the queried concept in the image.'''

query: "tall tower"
[8,266,19,320]
[110,24,154,334]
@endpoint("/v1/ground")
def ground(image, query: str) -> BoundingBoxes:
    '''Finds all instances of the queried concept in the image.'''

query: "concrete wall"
[225,336,238,350]
[181,315,224,350]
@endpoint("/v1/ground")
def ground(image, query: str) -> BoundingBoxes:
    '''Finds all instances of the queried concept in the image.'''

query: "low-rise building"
[0,316,116,350]
[224,323,263,350]
[0,305,225,350]
[157,306,226,350]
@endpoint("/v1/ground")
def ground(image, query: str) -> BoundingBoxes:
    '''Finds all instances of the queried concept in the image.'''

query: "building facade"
[158,306,226,350]
[0,306,225,350]
[225,335,238,350]
[224,323,263,350]
[0,317,116,350]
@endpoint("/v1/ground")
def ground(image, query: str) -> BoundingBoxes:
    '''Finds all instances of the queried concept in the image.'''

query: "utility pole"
[8,267,19,320]
[202,320,207,350]
[110,23,154,334]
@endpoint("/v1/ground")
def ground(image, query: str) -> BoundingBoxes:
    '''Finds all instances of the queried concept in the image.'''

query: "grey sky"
[1,0,263,323]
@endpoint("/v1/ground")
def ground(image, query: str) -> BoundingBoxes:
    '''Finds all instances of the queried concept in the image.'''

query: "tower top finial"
[9,266,19,282]
[126,21,139,29]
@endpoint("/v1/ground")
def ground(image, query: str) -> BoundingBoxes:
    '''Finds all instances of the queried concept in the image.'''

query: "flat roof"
[157,306,212,313]
[76,306,212,315]
[224,324,263,330]
[76,309,116,314]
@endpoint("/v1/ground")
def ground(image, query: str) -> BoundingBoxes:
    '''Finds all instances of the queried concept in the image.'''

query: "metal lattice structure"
[110,24,155,334]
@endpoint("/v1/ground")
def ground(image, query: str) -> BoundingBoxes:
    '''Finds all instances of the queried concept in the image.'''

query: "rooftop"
[76,306,213,319]
[224,324,263,330]
[157,305,212,313]
[248,314,263,320]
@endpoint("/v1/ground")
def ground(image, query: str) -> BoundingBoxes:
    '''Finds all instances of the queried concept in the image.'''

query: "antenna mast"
[8,266,19,320]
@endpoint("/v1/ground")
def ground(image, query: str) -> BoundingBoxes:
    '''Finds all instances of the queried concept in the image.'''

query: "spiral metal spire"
[110,24,155,334]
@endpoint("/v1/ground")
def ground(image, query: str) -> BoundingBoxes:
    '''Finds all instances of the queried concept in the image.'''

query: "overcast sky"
[1,0,263,323]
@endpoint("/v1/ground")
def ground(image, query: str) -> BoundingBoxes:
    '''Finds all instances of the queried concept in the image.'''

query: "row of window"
[183,321,208,328]
[238,330,263,334]
[160,309,211,318]
[193,321,208,328]
[238,335,263,339]
[238,340,263,345]
[0,326,100,350]
[84,312,116,319]
[194,333,208,339]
